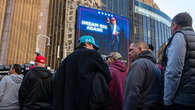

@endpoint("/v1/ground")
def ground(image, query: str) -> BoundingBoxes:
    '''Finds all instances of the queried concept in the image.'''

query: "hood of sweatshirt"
[136,50,156,63]
[10,74,23,84]
[109,60,127,72]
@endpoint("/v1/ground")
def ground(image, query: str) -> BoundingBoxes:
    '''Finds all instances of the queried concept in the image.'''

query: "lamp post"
[35,34,50,56]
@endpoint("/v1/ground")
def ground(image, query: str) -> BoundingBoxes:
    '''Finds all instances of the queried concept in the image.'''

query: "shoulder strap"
[161,31,188,68]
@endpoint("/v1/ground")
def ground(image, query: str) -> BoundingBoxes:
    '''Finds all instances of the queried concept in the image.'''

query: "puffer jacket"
[19,67,53,110]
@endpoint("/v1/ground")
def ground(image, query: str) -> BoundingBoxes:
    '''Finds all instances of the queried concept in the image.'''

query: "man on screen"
[107,17,121,52]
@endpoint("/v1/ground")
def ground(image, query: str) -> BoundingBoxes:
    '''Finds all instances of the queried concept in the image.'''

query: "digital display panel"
[76,6,130,61]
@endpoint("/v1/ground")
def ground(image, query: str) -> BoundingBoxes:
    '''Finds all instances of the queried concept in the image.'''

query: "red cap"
[111,17,116,21]
[35,56,46,64]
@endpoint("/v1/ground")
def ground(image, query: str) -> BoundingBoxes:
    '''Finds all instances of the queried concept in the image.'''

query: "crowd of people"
[0,12,194,110]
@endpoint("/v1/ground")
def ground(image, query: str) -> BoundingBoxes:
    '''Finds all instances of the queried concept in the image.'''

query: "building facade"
[101,0,130,17]
[133,1,171,58]
[136,0,159,9]
[0,0,50,64]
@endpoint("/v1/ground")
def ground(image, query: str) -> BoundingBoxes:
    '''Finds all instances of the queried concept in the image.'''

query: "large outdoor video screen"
[76,6,130,61]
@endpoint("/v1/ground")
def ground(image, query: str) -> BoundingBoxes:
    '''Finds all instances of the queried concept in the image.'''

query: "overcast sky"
[153,0,195,29]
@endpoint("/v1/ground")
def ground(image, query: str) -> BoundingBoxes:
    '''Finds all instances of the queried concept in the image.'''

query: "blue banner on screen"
[76,6,130,61]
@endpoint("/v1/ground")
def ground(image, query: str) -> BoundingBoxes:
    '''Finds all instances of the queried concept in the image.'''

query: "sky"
[153,0,195,29]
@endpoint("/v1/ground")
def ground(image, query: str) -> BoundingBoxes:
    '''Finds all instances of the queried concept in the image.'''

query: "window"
[151,19,155,45]
[168,26,171,39]
[119,0,123,15]
[164,25,168,42]
[154,21,159,53]
[143,16,147,42]
[124,0,129,17]
[139,15,143,40]
[113,0,118,13]
[163,24,166,44]
[147,17,151,44]
[150,19,155,55]
[161,23,164,44]
[158,22,162,46]
[108,0,112,12]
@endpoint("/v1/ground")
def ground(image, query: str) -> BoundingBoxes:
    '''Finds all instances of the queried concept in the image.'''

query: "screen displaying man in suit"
[107,17,121,52]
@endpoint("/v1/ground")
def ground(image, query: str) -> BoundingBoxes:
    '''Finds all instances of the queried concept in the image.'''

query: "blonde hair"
[109,52,122,61]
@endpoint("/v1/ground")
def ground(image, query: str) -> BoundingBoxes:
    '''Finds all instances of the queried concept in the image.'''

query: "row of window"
[102,0,129,17]
[134,13,171,57]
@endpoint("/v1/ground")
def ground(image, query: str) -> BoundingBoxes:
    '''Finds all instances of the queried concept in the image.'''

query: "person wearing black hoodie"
[123,41,162,110]
[19,56,53,110]
[53,35,112,110]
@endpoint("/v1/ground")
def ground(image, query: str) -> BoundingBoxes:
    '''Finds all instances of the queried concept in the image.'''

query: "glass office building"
[134,1,171,57]
[101,0,130,17]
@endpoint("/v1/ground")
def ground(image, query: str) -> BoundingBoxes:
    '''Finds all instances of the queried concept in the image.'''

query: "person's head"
[9,64,22,75]
[129,41,149,61]
[79,35,99,50]
[111,17,116,25]
[35,55,46,67]
[148,44,154,52]
[106,52,122,63]
[171,12,192,35]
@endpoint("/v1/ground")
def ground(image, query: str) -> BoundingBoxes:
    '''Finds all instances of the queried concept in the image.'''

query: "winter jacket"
[123,50,162,110]
[108,60,127,110]
[19,67,53,110]
[53,47,112,110]
[0,74,23,110]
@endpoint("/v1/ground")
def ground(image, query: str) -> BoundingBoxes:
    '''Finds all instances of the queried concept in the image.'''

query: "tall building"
[133,0,171,58]
[101,0,130,17]
[0,0,50,64]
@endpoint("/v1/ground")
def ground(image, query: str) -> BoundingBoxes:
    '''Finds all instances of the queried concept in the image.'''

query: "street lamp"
[35,34,50,55]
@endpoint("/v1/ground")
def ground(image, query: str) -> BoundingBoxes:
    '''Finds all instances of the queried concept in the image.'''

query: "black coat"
[124,50,162,110]
[19,67,53,110]
[53,47,112,110]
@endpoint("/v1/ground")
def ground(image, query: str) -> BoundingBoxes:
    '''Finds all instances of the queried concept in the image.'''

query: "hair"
[78,42,98,50]
[12,64,22,74]
[172,12,192,27]
[109,52,122,61]
[35,62,45,67]
[148,44,154,51]
[78,42,86,48]
[132,40,149,50]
